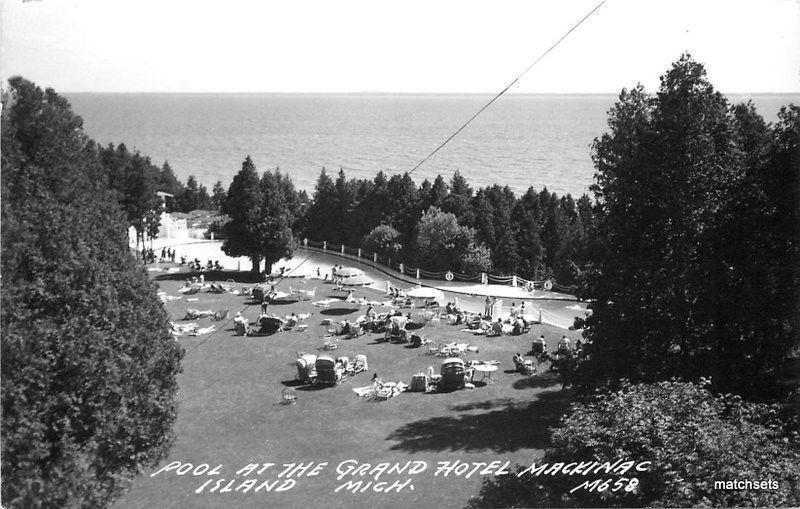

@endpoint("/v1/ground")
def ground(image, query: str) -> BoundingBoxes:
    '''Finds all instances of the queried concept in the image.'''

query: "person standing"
[558,335,571,353]
[261,293,269,315]
[484,296,492,319]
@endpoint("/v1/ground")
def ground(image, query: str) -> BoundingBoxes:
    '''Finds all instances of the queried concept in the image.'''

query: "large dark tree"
[304,168,338,242]
[257,169,301,274]
[220,156,264,272]
[578,55,799,400]
[384,172,420,251]
[1,77,183,507]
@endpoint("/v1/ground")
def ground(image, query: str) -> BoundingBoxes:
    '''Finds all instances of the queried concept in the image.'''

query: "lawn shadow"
[386,390,571,453]
[512,373,561,390]
[295,384,330,392]
[320,308,359,316]
[449,398,515,412]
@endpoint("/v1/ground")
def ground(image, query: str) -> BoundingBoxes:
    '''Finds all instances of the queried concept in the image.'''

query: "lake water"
[67,93,798,198]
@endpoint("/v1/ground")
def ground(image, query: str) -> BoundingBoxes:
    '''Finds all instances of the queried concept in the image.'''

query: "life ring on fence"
[445,271,454,282]
[543,279,553,291]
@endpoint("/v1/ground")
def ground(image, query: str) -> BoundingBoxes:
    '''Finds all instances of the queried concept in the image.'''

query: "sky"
[1,0,798,94]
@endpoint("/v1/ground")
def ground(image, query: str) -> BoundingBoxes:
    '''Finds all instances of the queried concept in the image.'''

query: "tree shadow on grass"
[386,390,571,453]
[513,372,561,390]
[449,398,515,412]
[320,308,359,316]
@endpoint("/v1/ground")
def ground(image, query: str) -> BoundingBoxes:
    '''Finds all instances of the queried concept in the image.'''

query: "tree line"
[216,164,596,284]
[302,168,595,284]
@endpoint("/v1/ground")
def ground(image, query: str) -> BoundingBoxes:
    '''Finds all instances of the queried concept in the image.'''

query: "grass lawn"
[114,266,581,509]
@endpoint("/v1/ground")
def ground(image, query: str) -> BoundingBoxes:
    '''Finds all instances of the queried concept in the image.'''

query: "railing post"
[303,238,308,248]
[373,253,377,263]
[512,275,517,287]
[399,263,404,274]
[357,248,361,258]
[481,273,487,285]
[416,269,420,279]
[341,245,345,254]
[323,241,327,251]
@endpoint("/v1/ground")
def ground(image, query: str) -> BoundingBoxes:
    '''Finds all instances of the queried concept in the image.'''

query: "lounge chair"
[439,357,466,391]
[353,354,368,374]
[513,355,534,375]
[373,385,392,401]
[315,355,343,386]
[295,353,317,384]
[234,320,250,336]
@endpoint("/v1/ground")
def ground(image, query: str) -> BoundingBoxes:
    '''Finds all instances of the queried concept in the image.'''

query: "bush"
[468,380,800,508]
[362,224,402,260]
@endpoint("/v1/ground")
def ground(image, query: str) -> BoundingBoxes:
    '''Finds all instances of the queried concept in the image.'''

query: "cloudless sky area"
[1,0,798,94]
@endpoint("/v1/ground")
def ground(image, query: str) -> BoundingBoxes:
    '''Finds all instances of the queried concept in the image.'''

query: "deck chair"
[281,387,297,405]
[374,386,392,401]
[426,341,440,356]
[323,336,339,351]
[513,355,535,375]
[212,309,229,321]
[353,354,368,374]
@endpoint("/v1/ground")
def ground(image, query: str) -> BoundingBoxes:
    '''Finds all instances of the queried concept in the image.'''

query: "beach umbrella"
[335,267,363,278]
[340,274,373,286]
[405,286,445,301]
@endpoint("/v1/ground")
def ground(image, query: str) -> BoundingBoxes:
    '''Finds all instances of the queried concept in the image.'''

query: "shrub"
[468,380,800,508]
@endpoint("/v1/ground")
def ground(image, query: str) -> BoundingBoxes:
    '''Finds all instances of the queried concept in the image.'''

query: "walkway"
[145,238,589,330]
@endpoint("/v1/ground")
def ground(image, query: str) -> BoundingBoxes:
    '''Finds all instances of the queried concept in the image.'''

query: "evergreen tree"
[211,179,226,211]
[1,77,182,507]
[257,169,299,274]
[578,55,798,400]
[158,162,183,211]
[220,156,264,272]
[304,168,338,242]
[512,187,547,280]
[384,173,420,252]
[440,170,474,226]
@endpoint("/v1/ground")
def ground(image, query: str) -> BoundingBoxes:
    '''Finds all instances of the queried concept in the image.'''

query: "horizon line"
[60,90,800,96]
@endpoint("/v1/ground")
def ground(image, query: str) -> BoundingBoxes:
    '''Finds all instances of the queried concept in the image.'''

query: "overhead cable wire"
[407,0,607,175]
